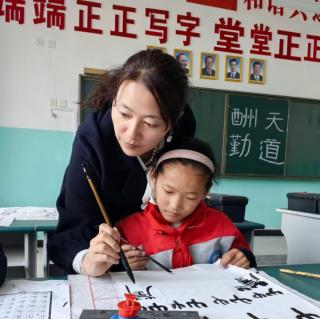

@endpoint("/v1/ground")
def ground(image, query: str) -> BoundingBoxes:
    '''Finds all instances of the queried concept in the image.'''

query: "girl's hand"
[121,244,149,270]
[81,224,121,276]
[220,248,250,269]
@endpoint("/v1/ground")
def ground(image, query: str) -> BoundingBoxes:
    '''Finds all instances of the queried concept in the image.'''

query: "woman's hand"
[121,244,149,271]
[81,224,121,276]
[220,248,250,269]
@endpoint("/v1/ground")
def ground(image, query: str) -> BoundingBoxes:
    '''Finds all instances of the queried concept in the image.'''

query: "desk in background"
[38,219,266,277]
[40,220,58,277]
[0,218,263,278]
[43,219,264,276]
[277,208,320,264]
[234,220,265,247]
[259,263,320,301]
[0,220,58,279]
[0,220,38,279]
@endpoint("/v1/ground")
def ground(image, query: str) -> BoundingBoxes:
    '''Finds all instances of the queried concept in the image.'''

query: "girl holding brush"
[94,138,256,272]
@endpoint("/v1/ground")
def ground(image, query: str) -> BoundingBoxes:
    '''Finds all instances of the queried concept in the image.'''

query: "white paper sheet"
[69,264,320,319]
[0,207,58,226]
[0,291,52,319]
[0,213,15,226]
[0,279,69,319]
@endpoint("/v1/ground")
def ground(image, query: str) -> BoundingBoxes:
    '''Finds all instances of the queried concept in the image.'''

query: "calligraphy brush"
[120,238,172,273]
[93,224,172,273]
[81,162,135,284]
[280,268,320,279]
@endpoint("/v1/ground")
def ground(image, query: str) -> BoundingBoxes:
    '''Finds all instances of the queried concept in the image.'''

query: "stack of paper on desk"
[69,264,320,319]
[0,207,58,226]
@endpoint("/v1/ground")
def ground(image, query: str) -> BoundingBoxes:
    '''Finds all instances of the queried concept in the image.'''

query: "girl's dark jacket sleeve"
[0,243,7,286]
[47,103,196,274]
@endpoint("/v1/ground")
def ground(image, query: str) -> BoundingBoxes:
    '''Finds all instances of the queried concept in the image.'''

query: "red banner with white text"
[186,0,237,11]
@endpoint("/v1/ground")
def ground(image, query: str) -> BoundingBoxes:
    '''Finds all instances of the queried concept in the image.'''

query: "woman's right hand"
[81,224,121,276]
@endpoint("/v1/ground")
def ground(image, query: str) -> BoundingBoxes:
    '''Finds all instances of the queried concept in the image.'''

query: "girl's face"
[152,162,208,226]
[111,80,170,158]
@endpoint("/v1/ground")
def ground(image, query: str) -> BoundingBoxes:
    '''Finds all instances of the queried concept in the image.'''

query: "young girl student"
[99,138,256,272]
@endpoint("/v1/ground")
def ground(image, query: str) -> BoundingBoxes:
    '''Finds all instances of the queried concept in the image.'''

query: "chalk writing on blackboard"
[225,95,289,176]
[229,108,286,165]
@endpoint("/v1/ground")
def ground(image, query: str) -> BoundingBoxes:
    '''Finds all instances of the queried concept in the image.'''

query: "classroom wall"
[0,127,73,207]
[1,1,320,227]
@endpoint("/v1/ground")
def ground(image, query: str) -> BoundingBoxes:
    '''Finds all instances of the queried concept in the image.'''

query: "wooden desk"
[259,263,320,301]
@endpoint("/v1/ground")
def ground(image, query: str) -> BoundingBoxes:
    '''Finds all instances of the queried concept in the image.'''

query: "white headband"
[156,149,215,173]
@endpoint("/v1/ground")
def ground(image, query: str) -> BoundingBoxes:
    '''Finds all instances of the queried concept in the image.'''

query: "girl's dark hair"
[154,137,219,192]
[87,49,189,129]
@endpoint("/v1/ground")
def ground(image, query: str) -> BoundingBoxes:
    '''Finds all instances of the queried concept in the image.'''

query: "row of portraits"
[147,46,266,84]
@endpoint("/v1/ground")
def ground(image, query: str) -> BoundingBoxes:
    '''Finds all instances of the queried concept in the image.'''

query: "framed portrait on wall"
[174,49,192,77]
[248,58,266,84]
[225,55,242,82]
[147,45,167,53]
[200,52,218,80]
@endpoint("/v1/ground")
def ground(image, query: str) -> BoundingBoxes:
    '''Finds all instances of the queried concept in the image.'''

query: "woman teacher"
[48,49,196,276]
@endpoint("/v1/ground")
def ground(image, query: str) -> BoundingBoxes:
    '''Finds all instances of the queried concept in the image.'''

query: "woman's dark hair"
[87,49,189,129]
[154,137,219,191]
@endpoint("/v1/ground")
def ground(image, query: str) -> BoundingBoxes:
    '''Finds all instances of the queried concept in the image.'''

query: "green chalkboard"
[80,75,320,178]
[224,94,289,176]
[188,88,225,173]
[286,99,320,177]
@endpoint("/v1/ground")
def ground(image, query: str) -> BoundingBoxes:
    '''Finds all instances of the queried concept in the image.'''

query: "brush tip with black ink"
[120,250,135,284]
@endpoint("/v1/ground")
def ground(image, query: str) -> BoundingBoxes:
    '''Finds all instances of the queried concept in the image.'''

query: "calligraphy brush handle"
[81,162,135,284]
[81,163,112,226]
[145,253,172,273]
[280,268,320,279]
[120,238,172,273]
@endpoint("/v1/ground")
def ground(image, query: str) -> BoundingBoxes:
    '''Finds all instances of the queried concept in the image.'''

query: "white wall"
[1,0,320,132]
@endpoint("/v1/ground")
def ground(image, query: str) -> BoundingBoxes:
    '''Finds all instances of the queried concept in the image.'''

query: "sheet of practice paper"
[69,264,320,319]
[0,291,52,319]
[0,279,69,319]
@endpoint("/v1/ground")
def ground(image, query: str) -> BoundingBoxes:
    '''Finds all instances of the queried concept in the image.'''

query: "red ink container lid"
[117,293,141,318]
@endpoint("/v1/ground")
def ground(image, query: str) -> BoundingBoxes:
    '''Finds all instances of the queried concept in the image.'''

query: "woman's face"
[111,80,170,157]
